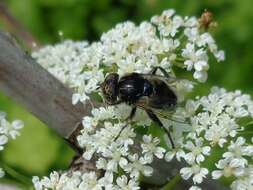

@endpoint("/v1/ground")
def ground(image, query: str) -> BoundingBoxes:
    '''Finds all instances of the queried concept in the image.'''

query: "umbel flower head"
[32,9,253,190]
[0,111,24,178]
[33,9,224,105]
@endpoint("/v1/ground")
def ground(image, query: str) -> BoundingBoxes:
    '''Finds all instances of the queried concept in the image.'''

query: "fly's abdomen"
[151,80,177,109]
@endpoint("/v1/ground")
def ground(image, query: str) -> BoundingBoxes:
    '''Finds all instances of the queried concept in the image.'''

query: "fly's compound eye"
[104,85,111,95]
[101,73,119,104]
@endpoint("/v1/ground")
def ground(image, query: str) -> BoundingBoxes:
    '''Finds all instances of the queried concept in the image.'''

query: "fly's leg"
[146,109,175,149]
[113,107,137,141]
[125,107,137,121]
[106,99,123,105]
[150,66,170,78]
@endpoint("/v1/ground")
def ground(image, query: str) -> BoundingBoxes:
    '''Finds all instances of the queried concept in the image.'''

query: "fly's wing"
[141,74,196,103]
[137,74,192,123]
[141,74,195,89]
[141,74,183,84]
[134,96,187,124]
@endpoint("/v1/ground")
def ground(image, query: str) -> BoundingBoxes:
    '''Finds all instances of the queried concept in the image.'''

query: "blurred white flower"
[115,175,140,190]
[0,135,8,151]
[82,116,97,131]
[165,148,185,162]
[189,186,202,190]
[141,134,166,162]
[79,172,103,190]
[101,143,128,172]
[124,154,153,179]
[230,165,253,190]
[180,162,208,184]
[223,137,253,166]
[0,111,24,178]
[212,158,245,179]
[182,43,209,82]
[183,137,211,164]
[0,168,5,178]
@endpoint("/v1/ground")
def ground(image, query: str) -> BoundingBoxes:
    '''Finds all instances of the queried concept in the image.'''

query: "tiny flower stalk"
[0,162,32,187]
[163,174,182,190]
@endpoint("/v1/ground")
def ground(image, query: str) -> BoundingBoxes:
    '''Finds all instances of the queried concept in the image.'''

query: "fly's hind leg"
[150,66,170,78]
[125,107,137,121]
[113,107,137,141]
[146,109,175,149]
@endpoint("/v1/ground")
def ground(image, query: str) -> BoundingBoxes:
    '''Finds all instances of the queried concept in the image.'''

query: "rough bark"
[0,184,19,190]
[0,31,90,139]
[0,31,229,190]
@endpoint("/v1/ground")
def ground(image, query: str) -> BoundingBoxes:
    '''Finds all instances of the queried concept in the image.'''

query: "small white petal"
[193,173,204,184]
[196,154,205,164]
[12,120,24,129]
[0,168,5,178]
[180,167,193,180]
[212,170,223,179]
[165,151,175,162]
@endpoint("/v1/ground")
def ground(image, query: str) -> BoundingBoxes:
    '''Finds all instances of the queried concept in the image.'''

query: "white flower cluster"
[0,111,24,178]
[32,9,253,190]
[33,105,167,190]
[32,9,224,105]
[77,105,166,184]
[168,87,253,190]
[33,171,140,190]
[32,88,253,190]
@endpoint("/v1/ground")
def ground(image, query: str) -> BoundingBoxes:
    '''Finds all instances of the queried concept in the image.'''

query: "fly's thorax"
[117,73,147,103]
[143,79,153,96]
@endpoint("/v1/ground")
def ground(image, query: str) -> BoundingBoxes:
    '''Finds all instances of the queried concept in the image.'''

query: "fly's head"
[101,73,119,104]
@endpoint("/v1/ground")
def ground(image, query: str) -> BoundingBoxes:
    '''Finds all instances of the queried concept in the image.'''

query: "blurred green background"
[0,0,253,189]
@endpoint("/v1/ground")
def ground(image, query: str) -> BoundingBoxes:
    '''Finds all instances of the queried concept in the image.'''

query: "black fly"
[101,67,179,149]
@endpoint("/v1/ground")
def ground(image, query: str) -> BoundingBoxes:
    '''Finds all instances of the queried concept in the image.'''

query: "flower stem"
[0,162,32,186]
[243,120,253,127]
[172,61,185,68]
[238,131,253,135]
[162,174,181,190]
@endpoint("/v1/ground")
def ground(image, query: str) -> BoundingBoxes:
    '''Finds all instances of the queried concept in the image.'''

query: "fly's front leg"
[114,107,137,141]
[146,109,175,149]
[150,66,170,78]
[106,99,123,105]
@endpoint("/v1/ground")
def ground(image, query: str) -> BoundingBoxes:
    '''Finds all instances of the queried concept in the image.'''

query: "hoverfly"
[101,67,183,149]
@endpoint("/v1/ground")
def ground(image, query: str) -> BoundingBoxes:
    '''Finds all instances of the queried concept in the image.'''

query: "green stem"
[162,174,181,190]
[175,57,185,62]
[172,61,185,69]
[1,162,32,186]
[243,121,253,127]
[238,131,253,135]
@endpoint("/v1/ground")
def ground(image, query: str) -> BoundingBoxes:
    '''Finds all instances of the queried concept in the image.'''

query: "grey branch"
[0,31,229,190]
[0,31,90,139]
[0,184,20,190]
